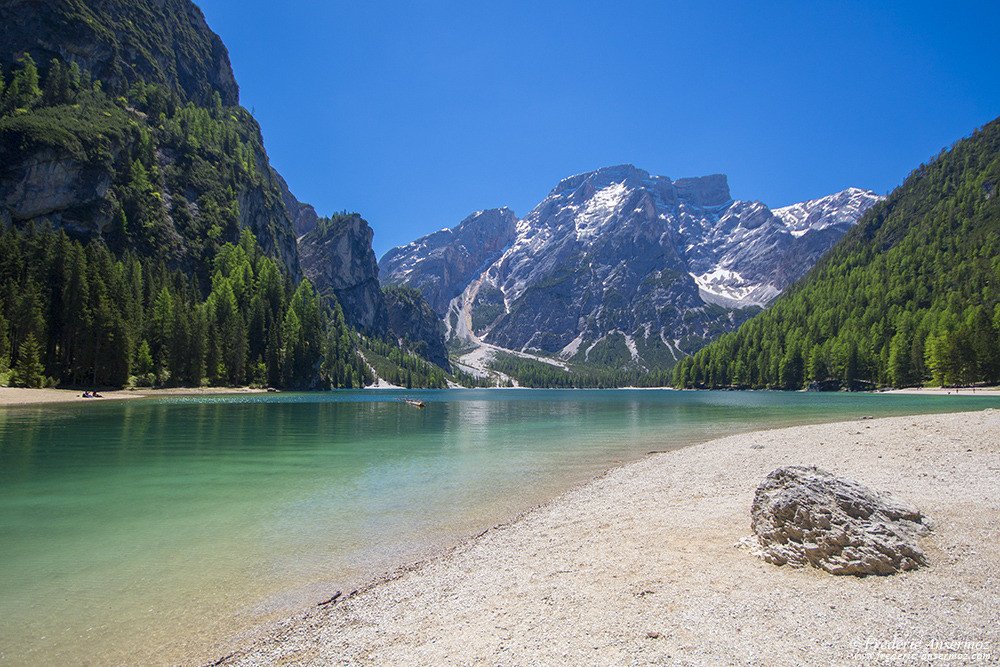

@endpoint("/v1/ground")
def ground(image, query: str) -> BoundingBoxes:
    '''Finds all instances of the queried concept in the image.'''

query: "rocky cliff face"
[384,165,878,369]
[298,214,450,369]
[299,214,387,333]
[276,170,320,237]
[379,207,518,314]
[0,147,115,235]
[0,0,239,105]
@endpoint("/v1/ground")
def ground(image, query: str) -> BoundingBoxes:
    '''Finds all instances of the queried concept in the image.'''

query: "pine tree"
[3,53,42,111]
[13,332,44,388]
[0,312,10,370]
[134,339,154,377]
[149,286,174,371]
[41,58,69,105]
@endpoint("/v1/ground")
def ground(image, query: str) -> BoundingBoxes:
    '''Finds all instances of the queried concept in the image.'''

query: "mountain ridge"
[674,117,1000,390]
[381,164,879,373]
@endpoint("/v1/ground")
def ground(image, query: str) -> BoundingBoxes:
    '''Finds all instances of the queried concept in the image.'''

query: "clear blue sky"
[195,0,1000,259]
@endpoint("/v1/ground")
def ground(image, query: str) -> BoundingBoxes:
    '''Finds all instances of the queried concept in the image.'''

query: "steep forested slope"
[0,0,450,389]
[674,117,1000,390]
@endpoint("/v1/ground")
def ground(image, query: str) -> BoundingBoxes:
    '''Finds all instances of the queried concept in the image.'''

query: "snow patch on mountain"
[575,181,628,241]
[773,187,882,236]
[382,165,880,369]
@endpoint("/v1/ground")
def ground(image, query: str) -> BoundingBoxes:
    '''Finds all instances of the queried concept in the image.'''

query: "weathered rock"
[0,148,114,237]
[0,0,240,106]
[751,465,929,576]
[379,207,518,315]
[275,171,320,237]
[299,214,387,333]
[380,165,879,366]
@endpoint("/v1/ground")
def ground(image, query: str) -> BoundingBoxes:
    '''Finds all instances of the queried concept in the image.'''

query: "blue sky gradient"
[194,1,1000,257]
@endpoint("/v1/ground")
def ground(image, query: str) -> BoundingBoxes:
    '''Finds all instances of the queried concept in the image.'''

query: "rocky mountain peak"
[551,164,647,195]
[674,174,732,208]
[773,187,882,237]
[383,165,880,371]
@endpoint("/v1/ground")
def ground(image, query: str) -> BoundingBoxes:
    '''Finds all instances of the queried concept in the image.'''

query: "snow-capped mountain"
[380,165,879,369]
[687,186,882,308]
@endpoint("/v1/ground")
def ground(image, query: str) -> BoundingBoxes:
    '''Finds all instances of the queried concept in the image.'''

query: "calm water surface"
[1,389,998,665]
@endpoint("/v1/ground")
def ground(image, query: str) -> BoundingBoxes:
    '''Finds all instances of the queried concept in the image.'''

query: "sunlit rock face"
[382,164,878,367]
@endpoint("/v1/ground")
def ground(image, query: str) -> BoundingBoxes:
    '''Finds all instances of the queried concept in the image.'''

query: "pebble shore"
[217,409,1000,666]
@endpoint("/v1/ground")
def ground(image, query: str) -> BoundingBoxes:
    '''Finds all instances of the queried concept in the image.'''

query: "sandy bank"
[218,409,1000,666]
[883,386,1000,397]
[0,386,266,407]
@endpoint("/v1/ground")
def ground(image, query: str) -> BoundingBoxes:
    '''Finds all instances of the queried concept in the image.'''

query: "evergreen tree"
[3,53,42,111]
[12,332,44,387]
[42,59,70,106]
[0,312,9,370]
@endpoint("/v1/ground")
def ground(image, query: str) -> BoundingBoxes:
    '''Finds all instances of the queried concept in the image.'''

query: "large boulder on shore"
[750,466,930,576]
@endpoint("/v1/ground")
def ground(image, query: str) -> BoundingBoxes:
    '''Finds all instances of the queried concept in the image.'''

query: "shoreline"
[0,385,267,406]
[217,408,1000,666]
[881,386,1000,396]
[4,384,998,409]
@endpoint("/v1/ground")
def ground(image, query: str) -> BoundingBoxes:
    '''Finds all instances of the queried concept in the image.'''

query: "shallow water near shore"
[1,389,998,665]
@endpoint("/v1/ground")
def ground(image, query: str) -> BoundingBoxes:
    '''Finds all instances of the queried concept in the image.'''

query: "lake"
[1,389,997,665]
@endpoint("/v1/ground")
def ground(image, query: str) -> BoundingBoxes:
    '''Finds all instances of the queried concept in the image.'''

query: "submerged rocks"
[751,466,930,576]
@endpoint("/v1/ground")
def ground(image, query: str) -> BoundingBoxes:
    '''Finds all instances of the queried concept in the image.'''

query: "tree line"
[488,354,673,388]
[1,54,464,390]
[674,117,1000,390]
[0,224,373,389]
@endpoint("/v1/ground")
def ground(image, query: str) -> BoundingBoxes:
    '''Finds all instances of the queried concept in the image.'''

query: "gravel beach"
[0,386,265,406]
[217,409,1000,666]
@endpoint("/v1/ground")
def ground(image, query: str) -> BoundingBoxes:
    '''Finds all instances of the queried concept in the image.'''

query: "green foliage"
[11,332,44,387]
[1,53,41,112]
[0,101,133,166]
[487,352,673,389]
[0,225,376,389]
[360,336,448,389]
[320,301,373,389]
[1,53,289,279]
[675,117,1000,390]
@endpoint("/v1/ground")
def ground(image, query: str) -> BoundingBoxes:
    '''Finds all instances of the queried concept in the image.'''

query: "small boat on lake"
[403,398,426,408]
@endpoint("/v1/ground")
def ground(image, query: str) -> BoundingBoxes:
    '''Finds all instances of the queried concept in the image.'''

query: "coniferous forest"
[0,223,377,389]
[673,117,1000,390]
[0,52,452,389]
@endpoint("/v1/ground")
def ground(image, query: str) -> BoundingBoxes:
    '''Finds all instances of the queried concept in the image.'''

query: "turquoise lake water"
[1,388,998,665]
